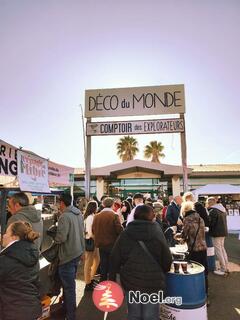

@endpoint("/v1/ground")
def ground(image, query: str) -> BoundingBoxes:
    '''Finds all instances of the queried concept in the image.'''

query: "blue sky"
[1,0,240,168]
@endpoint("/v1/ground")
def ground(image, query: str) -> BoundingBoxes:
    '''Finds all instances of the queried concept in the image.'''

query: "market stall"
[0,139,74,233]
[0,138,74,299]
[193,184,240,231]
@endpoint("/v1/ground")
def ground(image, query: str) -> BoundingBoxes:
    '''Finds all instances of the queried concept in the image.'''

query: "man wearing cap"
[126,193,145,225]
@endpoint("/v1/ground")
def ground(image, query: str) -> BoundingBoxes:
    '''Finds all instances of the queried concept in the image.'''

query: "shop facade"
[74,160,240,200]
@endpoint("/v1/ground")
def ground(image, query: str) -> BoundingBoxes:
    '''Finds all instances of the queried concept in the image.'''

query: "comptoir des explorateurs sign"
[86,118,185,136]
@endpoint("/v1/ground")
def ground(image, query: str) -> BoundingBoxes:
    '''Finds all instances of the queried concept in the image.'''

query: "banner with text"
[48,161,74,186]
[0,139,18,177]
[86,118,185,136]
[85,84,185,118]
[17,150,50,193]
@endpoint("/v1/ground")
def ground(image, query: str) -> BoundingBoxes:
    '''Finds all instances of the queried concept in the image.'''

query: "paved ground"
[207,233,240,320]
[51,233,240,320]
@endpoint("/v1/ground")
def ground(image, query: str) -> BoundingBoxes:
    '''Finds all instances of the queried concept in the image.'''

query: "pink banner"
[1,139,74,187]
[48,161,74,186]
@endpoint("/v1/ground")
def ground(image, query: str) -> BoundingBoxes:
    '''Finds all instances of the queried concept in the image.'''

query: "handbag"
[85,238,95,252]
[41,242,59,262]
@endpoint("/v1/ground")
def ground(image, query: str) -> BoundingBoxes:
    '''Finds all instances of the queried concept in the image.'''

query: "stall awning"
[193,184,240,196]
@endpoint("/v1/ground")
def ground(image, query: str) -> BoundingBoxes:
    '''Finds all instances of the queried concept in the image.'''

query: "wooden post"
[85,118,91,200]
[180,114,188,193]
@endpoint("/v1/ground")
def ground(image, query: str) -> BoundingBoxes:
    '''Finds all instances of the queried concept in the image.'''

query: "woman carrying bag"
[84,200,100,291]
[175,201,208,295]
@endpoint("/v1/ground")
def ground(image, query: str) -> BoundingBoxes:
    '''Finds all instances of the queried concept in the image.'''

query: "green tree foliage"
[144,141,165,163]
[117,136,139,162]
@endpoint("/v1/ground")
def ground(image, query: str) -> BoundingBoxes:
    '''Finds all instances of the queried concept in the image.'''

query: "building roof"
[74,168,85,175]
[190,164,240,172]
[74,159,192,177]
[74,163,240,178]
[189,164,240,177]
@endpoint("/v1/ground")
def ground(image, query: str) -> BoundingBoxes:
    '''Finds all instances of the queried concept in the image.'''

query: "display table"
[227,215,240,231]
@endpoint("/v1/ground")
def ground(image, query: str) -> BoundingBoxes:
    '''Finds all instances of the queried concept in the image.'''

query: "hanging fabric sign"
[17,150,50,193]
[48,161,74,186]
[0,139,17,177]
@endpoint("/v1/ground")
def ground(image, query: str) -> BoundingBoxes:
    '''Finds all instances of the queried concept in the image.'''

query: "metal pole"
[79,104,86,156]
[79,104,91,200]
[180,114,188,193]
[85,118,91,200]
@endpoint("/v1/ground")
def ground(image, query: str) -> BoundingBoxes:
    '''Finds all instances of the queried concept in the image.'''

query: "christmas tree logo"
[93,280,124,314]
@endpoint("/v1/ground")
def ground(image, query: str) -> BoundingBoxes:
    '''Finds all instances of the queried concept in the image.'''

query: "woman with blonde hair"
[182,191,209,229]
[178,201,208,294]
[0,221,42,320]
[84,200,100,291]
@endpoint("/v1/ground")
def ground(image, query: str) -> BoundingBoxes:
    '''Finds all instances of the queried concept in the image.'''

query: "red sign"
[92,281,124,313]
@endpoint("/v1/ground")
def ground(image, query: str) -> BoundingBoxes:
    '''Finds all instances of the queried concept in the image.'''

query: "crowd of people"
[0,190,229,320]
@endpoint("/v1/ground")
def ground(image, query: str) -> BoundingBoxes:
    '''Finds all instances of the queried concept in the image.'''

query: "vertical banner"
[17,150,50,193]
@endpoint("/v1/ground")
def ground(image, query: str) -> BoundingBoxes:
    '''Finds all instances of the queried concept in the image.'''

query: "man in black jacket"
[207,197,229,275]
[109,205,172,320]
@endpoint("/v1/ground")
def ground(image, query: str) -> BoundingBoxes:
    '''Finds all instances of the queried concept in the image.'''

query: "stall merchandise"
[193,184,240,231]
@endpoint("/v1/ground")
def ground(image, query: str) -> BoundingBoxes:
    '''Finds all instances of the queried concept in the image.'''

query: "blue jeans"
[126,291,160,320]
[58,256,80,320]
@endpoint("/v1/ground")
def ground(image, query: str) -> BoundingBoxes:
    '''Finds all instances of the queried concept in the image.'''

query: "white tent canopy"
[193,184,240,197]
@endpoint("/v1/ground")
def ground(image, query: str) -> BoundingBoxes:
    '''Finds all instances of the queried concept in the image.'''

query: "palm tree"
[144,141,165,163]
[117,136,139,162]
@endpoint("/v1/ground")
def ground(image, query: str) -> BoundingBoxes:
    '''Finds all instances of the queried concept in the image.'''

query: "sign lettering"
[0,140,17,177]
[86,118,185,136]
[17,150,50,193]
[85,85,185,118]
[48,161,74,186]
